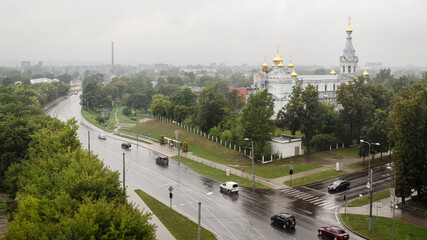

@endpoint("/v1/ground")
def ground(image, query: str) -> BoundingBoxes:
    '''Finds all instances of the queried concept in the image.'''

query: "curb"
[338,205,370,240]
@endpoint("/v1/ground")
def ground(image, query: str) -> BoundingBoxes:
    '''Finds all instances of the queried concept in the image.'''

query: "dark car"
[328,179,350,192]
[98,134,106,140]
[318,226,349,239]
[121,142,131,150]
[270,213,296,229]
[156,156,169,166]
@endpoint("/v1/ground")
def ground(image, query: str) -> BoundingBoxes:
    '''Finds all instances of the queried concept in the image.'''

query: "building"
[21,61,31,73]
[229,87,247,101]
[253,18,366,118]
[29,78,60,84]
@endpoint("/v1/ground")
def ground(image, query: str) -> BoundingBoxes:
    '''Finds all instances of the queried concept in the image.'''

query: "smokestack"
[111,42,114,66]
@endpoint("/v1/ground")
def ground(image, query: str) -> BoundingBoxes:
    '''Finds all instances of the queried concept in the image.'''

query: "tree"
[360,109,391,160]
[240,89,275,158]
[227,89,245,113]
[277,84,324,154]
[389,83,427,202]
[276,85,304,135]
[336,78,374,144]
[196,83,226,132]
[57,73,72,84]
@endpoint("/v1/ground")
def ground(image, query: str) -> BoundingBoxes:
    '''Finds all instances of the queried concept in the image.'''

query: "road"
[46,94,387,240]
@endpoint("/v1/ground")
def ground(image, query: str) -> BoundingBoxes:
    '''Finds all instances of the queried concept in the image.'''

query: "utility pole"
[197,201,201,240]
[369,169,373,231]
[136,111,138,149]
[123,153,126,195]
[88,131,90,151]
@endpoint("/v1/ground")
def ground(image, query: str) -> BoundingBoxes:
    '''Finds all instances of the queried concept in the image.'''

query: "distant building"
[229,87,247,101]
[21,61,31,73]
[253,17,364,118]
[154,63,168,73]
[30,78,60,84]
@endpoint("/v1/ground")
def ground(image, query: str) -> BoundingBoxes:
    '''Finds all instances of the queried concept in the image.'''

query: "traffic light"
[169,192,173,199]
[289,169,294,175]
[343,194,346,201]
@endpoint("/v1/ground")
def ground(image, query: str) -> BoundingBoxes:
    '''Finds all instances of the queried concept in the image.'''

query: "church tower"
[340,17,358,75]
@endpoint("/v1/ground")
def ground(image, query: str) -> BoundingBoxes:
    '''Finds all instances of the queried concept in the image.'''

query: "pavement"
[340,197,427,230]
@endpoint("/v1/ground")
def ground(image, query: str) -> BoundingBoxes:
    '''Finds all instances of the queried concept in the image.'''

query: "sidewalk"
[340,199,427,228]
[127,185,176,240]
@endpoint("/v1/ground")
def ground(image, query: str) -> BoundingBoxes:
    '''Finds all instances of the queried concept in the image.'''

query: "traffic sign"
[366,181,371,189]
[169,186,174,192]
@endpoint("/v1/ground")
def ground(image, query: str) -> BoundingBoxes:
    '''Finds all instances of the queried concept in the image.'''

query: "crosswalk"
[280,188,338,210]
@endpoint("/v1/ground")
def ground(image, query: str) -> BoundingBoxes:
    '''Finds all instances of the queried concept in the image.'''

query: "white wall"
[270,140,302,159]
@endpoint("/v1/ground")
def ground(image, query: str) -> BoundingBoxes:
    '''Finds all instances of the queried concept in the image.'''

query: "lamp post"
[360,140,380,232]
[173,121,180,159]
[244,138,255,187]
[360,140,380,192]
[135,110,138,149]
[100,105,106,132]
[198,192,213,240]
[387,165,397,240]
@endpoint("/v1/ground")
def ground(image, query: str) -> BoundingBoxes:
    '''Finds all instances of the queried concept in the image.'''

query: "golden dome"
[262,56,268,68]
[291,68,298,78]
[273,44,282,64]
[288,56,295,68]
[363,65,369,77]
[346,16,353,33]
[278,62,285,68]
[330,65,336,75]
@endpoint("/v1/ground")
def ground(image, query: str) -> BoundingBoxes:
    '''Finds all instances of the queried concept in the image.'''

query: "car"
[318,226,349,239]
[270,213,296,229]
[328,179,350,192]
[219,181,239,193]
[98,134,106,140]
[121,142,131,150]
[156,156,169,166]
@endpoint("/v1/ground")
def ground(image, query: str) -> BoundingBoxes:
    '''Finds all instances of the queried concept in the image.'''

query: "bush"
[160,135,165,145]
[183,142,188,152]
[122,107,132,117]
[220,130,232,143]
[310,134,337,151]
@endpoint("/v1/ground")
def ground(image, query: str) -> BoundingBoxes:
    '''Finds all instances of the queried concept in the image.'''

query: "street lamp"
[198,192,213,240]
[100,105,106,132]
[244,138,255,187]
[387,164,397,240]
[360,139,380,232]
[173,121,180,159]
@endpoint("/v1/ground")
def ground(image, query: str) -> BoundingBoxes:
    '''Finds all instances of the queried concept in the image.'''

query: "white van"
[219,181,239,193]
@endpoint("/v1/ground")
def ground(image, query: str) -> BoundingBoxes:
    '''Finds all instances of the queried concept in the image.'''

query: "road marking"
[310,199,324,204]
[319,201,334,207]
[325,205,338,210]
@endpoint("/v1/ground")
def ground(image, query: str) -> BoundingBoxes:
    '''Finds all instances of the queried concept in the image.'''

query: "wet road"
[47,94,368,240]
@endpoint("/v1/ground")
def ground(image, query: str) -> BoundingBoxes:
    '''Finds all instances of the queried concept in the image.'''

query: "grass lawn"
[136,119,254,166]
[242,164,321,179]
[283,169,347,187]
[135,189,217,240]
[82,109,115,131]
[114,133,152,145]
[348,155,392,170]
[176,156,268,188]
[329,146,360,158]
[347,189,391,207]
[341,214,427,240]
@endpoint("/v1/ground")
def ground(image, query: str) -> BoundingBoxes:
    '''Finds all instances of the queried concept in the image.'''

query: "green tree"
[240,89,275,158]
[336,78,375,144]
[196,83,226,132]
[389,83,427,203]
[277,84,325,153]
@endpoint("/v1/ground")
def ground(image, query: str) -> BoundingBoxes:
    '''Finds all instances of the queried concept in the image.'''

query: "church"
[253,18,369,118]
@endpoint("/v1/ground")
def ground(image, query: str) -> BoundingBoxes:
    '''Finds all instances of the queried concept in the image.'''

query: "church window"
[348,66,351,73]
[325,85,327,91]
[333,84,335,91]
[343,66,345,72]
[316,85,318,91]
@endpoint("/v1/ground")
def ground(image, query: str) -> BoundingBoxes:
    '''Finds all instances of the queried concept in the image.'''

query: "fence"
[155,116,345,162]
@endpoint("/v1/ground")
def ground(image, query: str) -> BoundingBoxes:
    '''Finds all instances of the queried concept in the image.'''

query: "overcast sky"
[1,0,426,67]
